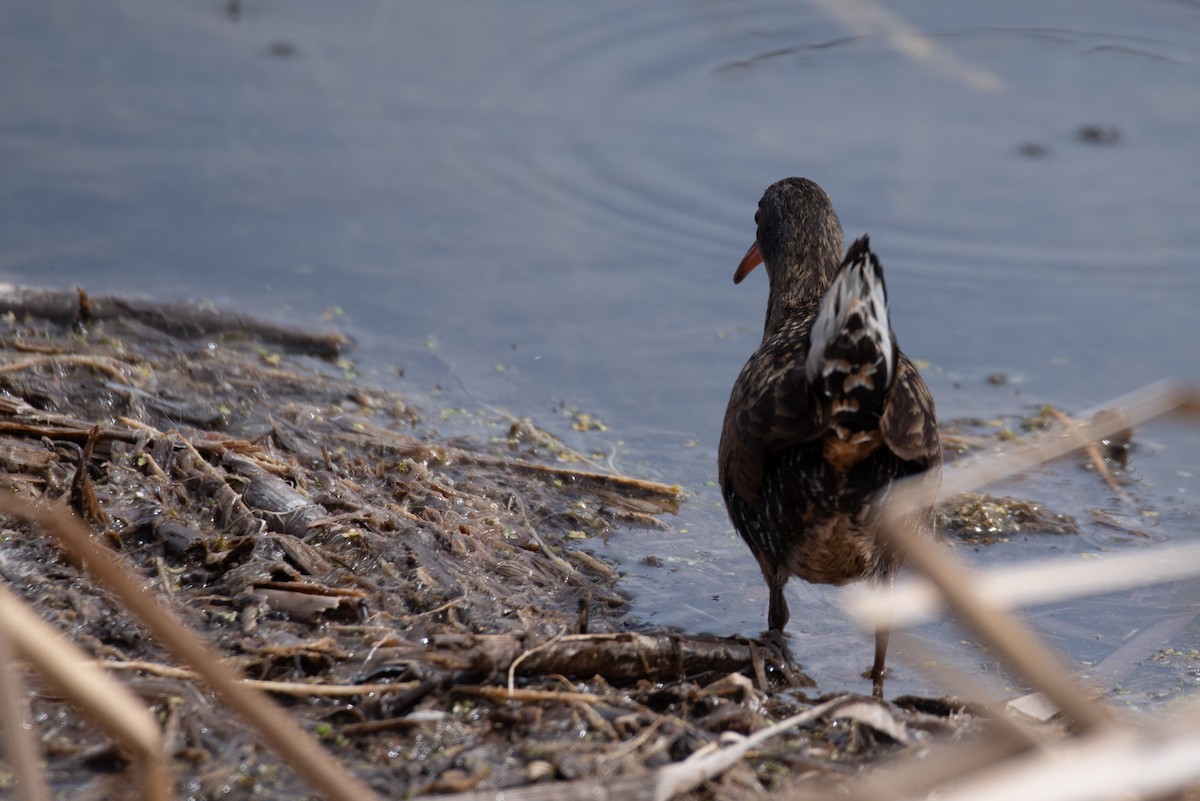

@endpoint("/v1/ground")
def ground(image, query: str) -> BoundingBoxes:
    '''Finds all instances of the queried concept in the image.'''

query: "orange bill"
[733,241,763,284]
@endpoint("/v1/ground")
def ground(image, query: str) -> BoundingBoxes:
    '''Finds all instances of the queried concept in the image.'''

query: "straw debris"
[4,287,1194,801]
[0,289,967,800]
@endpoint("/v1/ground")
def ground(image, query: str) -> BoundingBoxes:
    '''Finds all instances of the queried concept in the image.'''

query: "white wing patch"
[804,240,894,388]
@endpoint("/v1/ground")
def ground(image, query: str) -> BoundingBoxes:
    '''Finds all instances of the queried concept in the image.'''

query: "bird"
[718,177,941,693]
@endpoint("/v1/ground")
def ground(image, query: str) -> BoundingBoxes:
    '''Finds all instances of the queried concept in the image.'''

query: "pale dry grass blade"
[877,514,1110,730]
[850,540,1200,629]
[0,583,166,801]
[837,730,1044,801]
[654,695,853,799]
[0,495,382,801]
[889,632,1045,744]
[1008,607,1200,722]
[0,612,52,801]
[835,381,1200,799]
[807,0,1003,91]
[415,695,856,801]
[924,724,1200,801]
[101,659,421,697]
[855,382,1200,730]
[939,380,1197,502]
[820,635,1052,801]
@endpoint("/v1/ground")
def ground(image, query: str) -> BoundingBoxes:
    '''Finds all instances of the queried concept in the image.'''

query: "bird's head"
[734,177,846,332]
[736,177,844,285]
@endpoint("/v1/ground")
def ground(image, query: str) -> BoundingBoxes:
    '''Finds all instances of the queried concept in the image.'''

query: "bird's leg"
[766,571,790,632]
[870,624,890,699]
[760,572,798,677]
[864,576,895,699]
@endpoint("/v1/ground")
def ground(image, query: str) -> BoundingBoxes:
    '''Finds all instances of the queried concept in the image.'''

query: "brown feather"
[881,353,942,469]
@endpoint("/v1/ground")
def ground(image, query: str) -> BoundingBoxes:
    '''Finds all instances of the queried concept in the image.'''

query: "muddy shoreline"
[0,288,1044,800]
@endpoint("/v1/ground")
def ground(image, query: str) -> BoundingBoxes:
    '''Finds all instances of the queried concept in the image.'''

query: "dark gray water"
[2,0,1198,703]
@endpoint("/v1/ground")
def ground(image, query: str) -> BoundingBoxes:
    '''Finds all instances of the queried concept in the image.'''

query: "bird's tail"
[805,235,896,417]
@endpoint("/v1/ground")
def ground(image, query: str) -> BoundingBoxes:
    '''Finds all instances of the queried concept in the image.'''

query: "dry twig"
[102,660,421,698]
[1042,405,1129,500]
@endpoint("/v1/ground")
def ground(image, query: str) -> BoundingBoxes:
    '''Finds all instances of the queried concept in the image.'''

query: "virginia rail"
[718,177,941,693]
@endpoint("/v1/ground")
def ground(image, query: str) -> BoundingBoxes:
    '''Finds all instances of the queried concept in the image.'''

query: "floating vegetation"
[940,492,1078,544]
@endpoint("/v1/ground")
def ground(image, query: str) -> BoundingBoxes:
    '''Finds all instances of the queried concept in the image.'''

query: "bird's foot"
[759,628,796,674]
[862,665,889,700]
[760,627,791,654]
[755,629,814,689]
